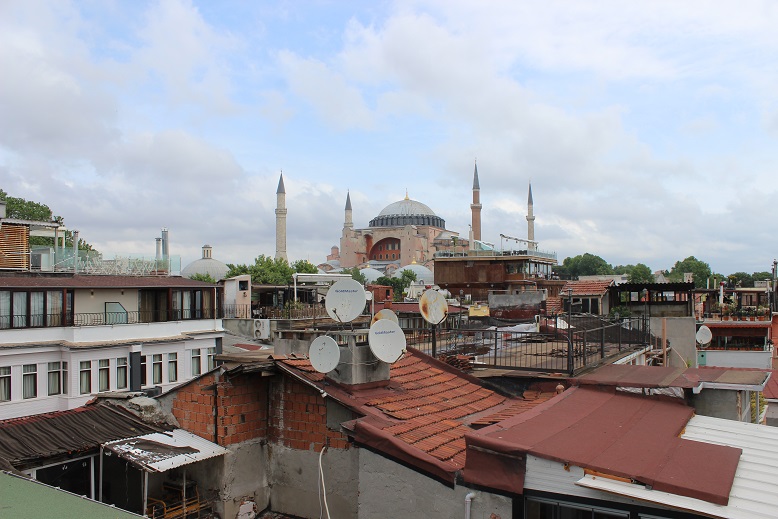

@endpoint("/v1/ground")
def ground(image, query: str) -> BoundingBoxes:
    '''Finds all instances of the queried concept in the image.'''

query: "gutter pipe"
[464,492,476,519]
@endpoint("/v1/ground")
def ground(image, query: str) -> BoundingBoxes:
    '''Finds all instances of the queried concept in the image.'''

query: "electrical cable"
[318,446,331,519]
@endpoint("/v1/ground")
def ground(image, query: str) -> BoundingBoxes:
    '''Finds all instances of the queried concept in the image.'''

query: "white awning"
[103,429,228,473]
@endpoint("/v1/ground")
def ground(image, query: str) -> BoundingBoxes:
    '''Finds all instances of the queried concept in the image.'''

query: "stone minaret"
[470,161,482,242]
[526,182,535,251]
[275,173,288,261]
[344,191,353,230]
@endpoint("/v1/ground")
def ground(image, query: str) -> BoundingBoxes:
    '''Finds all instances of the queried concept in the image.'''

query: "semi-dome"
[182,245,229,281]
[370,197,445,228]
[359,267,383,283]
[393,263,434,284]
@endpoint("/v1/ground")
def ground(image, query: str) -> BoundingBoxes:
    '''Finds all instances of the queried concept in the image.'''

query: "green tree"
[225,255,295,285]
[752,272,772,283]
[727,272,753,288]
[0,189,95,251]
[667,256,712,288]
[628,263,654,283]
[375,270,417,301]
[561,253,614,278]
[343,267,367,285]
[613,264,634,276]
[188,273,217,284]
[291,259,318,274]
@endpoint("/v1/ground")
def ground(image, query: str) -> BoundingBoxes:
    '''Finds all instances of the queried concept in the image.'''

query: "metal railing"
[0,308,218,329]
[409,315,650,375]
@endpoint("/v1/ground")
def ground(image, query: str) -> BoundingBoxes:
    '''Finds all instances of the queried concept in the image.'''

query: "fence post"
[618,321,622,351]
[600,325,605,359]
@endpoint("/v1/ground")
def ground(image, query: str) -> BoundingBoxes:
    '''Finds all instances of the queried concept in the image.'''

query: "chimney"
[327,331,390,386]
[0,200,6,219]
[161,228,169,260]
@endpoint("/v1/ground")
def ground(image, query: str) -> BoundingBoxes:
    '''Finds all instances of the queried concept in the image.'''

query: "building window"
[98,359,110,392]
[191,349,201,376]
[152,354,162,385]
[116,358,128,389]
[48,362,64,396]
[80,361,91,394]
[140,356,147,386]
[168,353,177,383]
[23,364,37,399]
[0,366,10,401]
[207,348,216,371]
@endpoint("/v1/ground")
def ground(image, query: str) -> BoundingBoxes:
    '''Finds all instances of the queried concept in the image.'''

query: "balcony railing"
[0,308,218,329]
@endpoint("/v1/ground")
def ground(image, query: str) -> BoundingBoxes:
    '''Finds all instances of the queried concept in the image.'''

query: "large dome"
[393,263,434,284]
[370,197,445,228]
[182,245,229,281]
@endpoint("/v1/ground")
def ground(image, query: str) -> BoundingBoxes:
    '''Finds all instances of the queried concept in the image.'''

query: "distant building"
[181,244,229,281]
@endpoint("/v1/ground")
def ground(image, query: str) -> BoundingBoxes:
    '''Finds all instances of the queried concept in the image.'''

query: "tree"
[613,264,634,276]
[291,259,318,274]
[375,270,417,301]
[188,273,217,284]
[561,253,614,278]
[0,189,95,251]
[343,267,367,286]
[225,255,295,285]
[727,272,753,288]
[628,263,654,283]
[667,256,712,289]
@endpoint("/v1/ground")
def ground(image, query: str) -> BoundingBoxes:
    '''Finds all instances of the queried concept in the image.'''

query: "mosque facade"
[321,163,486,276]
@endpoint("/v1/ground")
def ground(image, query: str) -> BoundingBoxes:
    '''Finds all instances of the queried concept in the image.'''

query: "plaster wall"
[217,440,270,519]
[268,444,359,519]
[701,350,772,369]
[650,317,696,368]
[358,448,513,519]
[222,318,254,339]
[75,289,139,314]
[691,389,751,422]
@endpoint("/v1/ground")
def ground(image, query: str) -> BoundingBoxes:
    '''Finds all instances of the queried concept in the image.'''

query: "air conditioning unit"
[254,319,270,340]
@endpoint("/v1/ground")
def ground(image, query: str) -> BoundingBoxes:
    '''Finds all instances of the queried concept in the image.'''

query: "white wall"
[75,288,139,314]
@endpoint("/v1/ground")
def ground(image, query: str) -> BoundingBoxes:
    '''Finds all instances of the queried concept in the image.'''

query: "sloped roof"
[574,364,770,390]
[465,386,742,505]
[561,279,614,296]
[275,348,554,483]
[0,403,167,469]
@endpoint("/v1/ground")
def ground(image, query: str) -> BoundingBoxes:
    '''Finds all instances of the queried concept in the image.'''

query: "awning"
[103,429,228,473]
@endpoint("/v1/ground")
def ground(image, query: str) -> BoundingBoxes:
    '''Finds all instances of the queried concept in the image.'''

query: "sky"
[1,0,776,276]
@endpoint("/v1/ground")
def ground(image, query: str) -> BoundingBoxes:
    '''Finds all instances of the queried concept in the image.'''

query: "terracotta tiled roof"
[561,279,614,296]
[545,296,562,314]
[276,348,554,482]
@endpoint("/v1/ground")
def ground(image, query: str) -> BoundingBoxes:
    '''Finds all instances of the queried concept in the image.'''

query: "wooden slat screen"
[0,224,30,269]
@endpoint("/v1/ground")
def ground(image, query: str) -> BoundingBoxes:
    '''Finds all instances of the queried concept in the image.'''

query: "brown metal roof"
[561,280,614,296]
[0,274,217,289]
[464,386,742,505]
[574,364,770,389]
[0,403,167,469]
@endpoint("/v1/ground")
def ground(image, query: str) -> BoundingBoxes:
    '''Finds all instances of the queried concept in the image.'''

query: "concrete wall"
[700,350,773,369]
[650,317,696,368]
[268,444,359,519]
[358,448,513,519]
[690,389,752,422]
[218,440,270,519]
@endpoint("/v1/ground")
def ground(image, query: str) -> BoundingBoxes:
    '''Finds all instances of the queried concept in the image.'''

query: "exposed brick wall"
[269,377,350,452]
[171,372,268,446]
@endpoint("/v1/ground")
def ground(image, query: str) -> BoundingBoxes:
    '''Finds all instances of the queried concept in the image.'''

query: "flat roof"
[0,274,217,289]
[574,364,770,390]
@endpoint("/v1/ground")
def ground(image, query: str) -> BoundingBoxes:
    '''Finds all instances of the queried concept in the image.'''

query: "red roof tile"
[561,279,614,296]
[276,348,550,482]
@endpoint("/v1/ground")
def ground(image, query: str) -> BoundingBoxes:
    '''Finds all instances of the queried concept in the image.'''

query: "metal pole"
[143,471,148,517]
[431,324,437,357]
[567,289,573,374]
[99,446,103,502]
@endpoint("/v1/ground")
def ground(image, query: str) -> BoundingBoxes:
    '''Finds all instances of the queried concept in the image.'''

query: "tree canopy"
[666,256,712,288]
[0,189,95,251]
[188,273,217,284]
[343,267,367,285]
[559,253,614,278]
[225,255,323,285]
[375,270,417,302]
[627,263,654,283]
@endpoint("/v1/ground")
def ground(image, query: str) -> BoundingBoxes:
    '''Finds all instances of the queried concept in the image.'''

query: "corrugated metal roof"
[0,404,166,469]
[104,429,228,472]
[576,414,778,518]
[561,280,614,296]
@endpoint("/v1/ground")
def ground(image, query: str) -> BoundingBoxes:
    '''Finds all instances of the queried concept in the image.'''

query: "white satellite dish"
[309,335,340,373]
[325,279,366,323]
[368,319,406,364]
[371,308,399,326]
[696,325,713,348]
[419,289,448,325]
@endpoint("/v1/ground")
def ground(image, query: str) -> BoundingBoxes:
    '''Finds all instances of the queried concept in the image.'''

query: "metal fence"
[409,315,651,375]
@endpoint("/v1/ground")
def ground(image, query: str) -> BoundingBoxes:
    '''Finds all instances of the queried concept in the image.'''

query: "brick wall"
[269,377,349,452]
[171,372,268,446]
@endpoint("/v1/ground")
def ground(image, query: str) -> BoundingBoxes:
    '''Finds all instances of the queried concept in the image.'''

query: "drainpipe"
[464,492,476,519]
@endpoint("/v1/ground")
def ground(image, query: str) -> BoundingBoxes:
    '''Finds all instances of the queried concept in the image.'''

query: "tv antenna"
[308,335,340,373]
[368,319,406,364]
[325,278,366,329]
[420,289,448,357]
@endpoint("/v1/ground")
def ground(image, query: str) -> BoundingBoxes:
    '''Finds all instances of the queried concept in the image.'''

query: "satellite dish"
[368,319,406,364]
[325,279,366,323]
[696,325,713,348]
[371,308,399,326]
[419,289,448,325]
[309,335,340,373]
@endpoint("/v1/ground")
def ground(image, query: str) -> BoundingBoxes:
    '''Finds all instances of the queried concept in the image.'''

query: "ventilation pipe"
[464,492,476,519]
[72,230,79,273]
[0,200,6,218]
[161,228,169,260]
[155,237,162,261]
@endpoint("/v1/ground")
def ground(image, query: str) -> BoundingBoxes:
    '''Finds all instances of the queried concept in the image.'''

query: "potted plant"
[757,306,769,320]
[721,303,732,321]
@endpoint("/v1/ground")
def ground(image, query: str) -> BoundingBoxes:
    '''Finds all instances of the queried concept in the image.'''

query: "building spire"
[470,159,482,242]
[344,191,353,229]
[526,181,535,252]
[275,172,288,261]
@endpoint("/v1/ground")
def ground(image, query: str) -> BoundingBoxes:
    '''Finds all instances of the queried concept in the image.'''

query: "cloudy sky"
[2,1,776,276]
